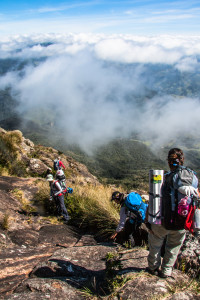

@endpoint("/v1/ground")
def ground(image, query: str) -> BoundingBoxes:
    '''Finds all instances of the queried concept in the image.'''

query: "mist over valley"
[1,34,200,187]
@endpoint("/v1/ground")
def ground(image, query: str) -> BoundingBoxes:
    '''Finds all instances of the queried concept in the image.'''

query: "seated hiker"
[46,171,71,223]
[110,191,148,247]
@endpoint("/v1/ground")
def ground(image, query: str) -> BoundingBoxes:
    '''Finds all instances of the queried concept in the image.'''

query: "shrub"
[9,161,27,177]
[0,129,27,176]
[67,182,119,239]
[7,130,23,145]
[0,166,9,176]
[35,177,120,239]
[0,137,17,167]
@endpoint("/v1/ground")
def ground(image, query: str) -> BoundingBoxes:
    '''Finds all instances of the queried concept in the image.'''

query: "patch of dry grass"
[0,167,10,176]
[35,176,121,238]
[0,129,27,176]
[11,188,36,214]
[1,212,10,230]
[67,178,120,238]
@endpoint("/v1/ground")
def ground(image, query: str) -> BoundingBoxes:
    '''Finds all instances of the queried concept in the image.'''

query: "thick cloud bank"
[1,33,200,152]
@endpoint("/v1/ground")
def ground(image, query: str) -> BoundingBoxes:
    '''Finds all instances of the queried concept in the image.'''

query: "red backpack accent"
[184,205,196,233]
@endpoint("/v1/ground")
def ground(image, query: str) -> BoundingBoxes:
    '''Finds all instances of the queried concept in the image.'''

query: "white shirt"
[116,206,128,232]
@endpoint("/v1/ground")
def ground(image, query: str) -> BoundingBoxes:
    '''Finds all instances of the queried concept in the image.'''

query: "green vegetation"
[35,177,120,239]
[164,278,200,299]
[66,182,119,239]
[2,113,200,190]
[34,179,57,215]
[1,212,10,230]
[105,251,123,275]
[0,129,27,177]
[11,188,36,215]
[64,138,167,190]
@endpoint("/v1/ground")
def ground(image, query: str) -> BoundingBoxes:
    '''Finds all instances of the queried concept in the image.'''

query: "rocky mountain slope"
[0,175,199,299]
[0,128,200,299]
[0,127,99,185]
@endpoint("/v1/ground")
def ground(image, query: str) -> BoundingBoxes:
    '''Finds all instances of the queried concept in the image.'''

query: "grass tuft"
[35,177,120,238]
[11,188,36,215]
[0,129,27,176]
[67,181,119,239]
[1,212,10,230]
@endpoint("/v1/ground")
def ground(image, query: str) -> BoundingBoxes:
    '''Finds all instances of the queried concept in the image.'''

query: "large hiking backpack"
[53,159,59,171]
[124,192,147,225]
[161,166,198,230]
[51,180,60,196]
[59,179,66,190]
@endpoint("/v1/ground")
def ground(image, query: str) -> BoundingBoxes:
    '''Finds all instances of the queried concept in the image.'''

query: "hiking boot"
[128,235,135,247]
[63,216,71,224]
[158,271,170,278]
[145,267,159,276]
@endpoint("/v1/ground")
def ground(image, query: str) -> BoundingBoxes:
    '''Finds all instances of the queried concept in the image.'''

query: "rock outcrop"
[0,127,99,186]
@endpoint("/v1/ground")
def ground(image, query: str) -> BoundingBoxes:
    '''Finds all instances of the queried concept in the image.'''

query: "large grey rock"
[2,245,199,300]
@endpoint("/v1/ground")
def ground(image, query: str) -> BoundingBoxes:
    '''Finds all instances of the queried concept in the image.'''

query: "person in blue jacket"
[110,191,148,247]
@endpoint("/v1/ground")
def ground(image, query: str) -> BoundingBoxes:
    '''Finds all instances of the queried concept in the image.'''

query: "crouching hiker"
[110,191,148,247]
[46,171,72,224]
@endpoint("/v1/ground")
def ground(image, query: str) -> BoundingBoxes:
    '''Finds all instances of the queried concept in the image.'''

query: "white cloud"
[137,96,200,144]
[1,33,200,153]
[94,38,182,64]
[2,34,200,65]
[0,72,18,89]
[10,50,143,152]
[175,56,199,72]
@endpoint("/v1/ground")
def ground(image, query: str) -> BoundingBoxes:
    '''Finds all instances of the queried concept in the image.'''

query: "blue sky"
[0,0,200,36]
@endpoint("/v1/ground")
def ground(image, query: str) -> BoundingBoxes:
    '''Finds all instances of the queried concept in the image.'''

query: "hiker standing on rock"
[46,171,71,224]
[146,148,199,278]
[110,191,148,247]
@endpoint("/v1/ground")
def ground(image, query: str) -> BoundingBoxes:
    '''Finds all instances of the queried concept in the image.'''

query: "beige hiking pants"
[148,224,186,276]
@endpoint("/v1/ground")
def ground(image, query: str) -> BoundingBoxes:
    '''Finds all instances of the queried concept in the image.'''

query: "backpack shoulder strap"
[53,180,59,187]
